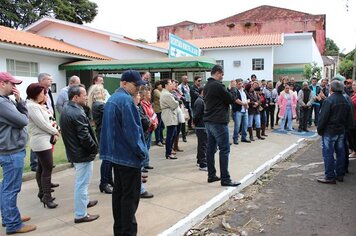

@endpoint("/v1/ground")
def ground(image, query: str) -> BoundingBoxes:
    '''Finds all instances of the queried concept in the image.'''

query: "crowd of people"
[0,66,355,235]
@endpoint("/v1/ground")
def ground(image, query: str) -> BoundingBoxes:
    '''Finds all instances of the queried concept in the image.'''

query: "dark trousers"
[275,107,280,125]
[308,104,320,126]
[35,149,53,198]
[180,122,186,139]
[112,164,141,236]
[30,150,37,170]
[196,128,207,167]
[349,127,356,151]
[100,160,113,187]
[165,125,177,157]
[184,101,193,128]
[266,105,275,128]
[299,107,310,131]
[154,112,164,144]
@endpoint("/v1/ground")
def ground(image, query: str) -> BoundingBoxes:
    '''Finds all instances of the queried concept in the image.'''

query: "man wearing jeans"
[0,72,36,234]
[100,70,148,235]
[317,80,353,184]
[60,85,99,223]
[231,79,250,144]
[203,65,240,187]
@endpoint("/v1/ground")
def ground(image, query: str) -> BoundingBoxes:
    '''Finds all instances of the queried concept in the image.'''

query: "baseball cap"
[121,70,147,86]
[0,72,22,84]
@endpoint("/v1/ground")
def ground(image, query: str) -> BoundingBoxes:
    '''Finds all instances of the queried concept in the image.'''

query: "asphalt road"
[192,139,356,236]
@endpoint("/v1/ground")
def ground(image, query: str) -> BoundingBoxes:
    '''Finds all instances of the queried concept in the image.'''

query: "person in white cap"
[0,72,36,234]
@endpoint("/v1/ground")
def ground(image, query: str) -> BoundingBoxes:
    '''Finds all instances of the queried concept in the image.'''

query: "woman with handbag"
[172,80,185,153]
[87,84,113,194]
[160,79,179,159]
[245,83,264,140]
[140,86,158,169]
[27,83,60,208]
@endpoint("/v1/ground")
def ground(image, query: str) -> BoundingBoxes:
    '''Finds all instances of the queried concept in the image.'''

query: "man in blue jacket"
[100,70,147,236]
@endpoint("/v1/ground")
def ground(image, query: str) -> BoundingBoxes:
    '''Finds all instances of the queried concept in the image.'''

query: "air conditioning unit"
[233,60,241,67]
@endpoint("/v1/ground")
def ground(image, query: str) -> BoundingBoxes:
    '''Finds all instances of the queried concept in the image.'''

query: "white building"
[152,33,324,83]
[0,25,109,100]
[24,17,167,60]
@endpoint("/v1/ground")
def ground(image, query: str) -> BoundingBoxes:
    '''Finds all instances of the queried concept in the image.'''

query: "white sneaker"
[199,167,208,171]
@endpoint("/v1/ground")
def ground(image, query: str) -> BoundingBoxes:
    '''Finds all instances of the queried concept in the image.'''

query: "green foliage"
[325,38,339,56]
[0,0,98,29]
[345,49,355,61]
[339,59,353,79]
[303,62,322,81]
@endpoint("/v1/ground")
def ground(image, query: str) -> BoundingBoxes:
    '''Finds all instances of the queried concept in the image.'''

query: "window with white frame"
[252,58,264,70]
[6,59,39,77]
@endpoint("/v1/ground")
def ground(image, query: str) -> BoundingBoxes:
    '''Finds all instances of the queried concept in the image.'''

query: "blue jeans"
[142,131,152,167]
[232,111,248,141]
[0,150,25,233]
[165,125,177,157]
[309,104,320,126]
[248,114,261,128]
[154,112,164,144]
[73,161,93,219]
[280,106,293,130]
[205,122,231,181]
[321,134,346,180]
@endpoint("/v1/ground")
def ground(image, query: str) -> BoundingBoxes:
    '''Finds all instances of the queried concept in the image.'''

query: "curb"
[158,135,318,236]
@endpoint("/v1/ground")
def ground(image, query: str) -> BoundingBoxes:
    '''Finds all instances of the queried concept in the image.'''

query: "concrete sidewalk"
[0,127,317,236]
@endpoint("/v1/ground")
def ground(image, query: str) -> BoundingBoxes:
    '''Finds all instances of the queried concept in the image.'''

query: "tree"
[339,59,353,79]
[325,38,339,56]
[303,62,322,81]
[0,0,97,29]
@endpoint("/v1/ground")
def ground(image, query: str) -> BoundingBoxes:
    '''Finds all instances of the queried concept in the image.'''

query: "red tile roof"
[151,33,283,50]
[0,26,110,60]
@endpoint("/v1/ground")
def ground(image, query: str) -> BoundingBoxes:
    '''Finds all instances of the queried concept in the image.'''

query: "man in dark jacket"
[0,72,36,234]
[60,84,99,223]
[203,65,240,187]
[193,87,207,171]
[190,76,202,109]
[317,80,354,184]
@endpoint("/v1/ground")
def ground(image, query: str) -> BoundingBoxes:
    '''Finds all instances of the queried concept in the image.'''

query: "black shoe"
[31,167,37,172]
[221,180,241,187]
[233,140,239,145]
[182,137,187,142]
[140,191,154,198]
[99,185,113,194]
[87,200,98,208]
[207,176,221,183]
[166,155,178,160]
[241,139,251,143]
[42,199,58,209]
[145,166,154,169]
[141,168,148,173]
[74,214,99,224]
[51,183,59,188]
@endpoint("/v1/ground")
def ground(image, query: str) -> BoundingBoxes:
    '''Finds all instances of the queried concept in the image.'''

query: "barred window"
[252,58,264,70]
[6,59,38,77]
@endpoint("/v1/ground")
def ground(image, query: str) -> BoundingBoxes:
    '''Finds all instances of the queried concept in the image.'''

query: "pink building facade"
[157,5,326,54]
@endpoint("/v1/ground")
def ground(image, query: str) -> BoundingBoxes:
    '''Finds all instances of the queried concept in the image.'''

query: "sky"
[87,0,356,53]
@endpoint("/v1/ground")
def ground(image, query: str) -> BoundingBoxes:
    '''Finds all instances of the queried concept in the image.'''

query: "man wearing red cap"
[0,72,36,234]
